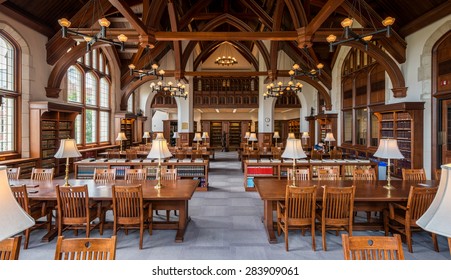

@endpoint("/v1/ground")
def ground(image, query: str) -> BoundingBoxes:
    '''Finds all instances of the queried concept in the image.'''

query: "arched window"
[0,33,18,153]
[66,48,111,146]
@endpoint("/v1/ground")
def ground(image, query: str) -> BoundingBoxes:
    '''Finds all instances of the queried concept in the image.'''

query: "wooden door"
[441,100,451,164]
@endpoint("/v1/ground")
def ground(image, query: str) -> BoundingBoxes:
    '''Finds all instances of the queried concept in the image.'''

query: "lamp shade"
[302,132,310,139]
[287,132,296,139]
[172,132,179,139]
[147,139,172,159]
[202,132,209,139]
[273,131,280,139]
[116,132,127,141]
[54,139,81,158]
[417,164,451,237]
[282,139,307,159]
[0,166,35,241]
[193,132,202,142]
[248,133,258,142]
[142,132,151,138]
[373,139,404,159]
[244,132,250,139]
[155,132,165,140]
[324,132,335,142]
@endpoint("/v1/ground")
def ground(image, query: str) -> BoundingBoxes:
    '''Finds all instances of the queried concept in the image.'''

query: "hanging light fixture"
[326,0,395,52]
[264,80,303,100]
[215,42,238,66]
[150,81,187,99]
[289,48,324,79]
[58,0,128,52]
[128,63,165,80]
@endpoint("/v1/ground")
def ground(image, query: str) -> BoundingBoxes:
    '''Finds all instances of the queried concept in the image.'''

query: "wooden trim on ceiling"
[399,1,451,37]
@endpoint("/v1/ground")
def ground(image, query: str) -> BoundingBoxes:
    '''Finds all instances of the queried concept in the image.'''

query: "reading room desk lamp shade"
[147,139,173,189]
[201,132,209,139]
[282,139,307,187]
[273,131,280,146]
[417,163,451,254]
[193,132,202,149]
[0,166,35,241]
[54,139,82,186]
[287,132,296,139]
[373,138,404,189]
[155,132,165,140]
[143,131,151,144]
[116,132,127,151]
[248,133,258,150]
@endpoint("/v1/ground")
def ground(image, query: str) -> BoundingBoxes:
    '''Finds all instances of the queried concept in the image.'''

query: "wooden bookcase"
[0,157,39,179]
[372,102,424,177]
[120,118,134,149]
[228,121,242,149]
[163,120,178,146]
[210,121,223,148]
[30,101,82,177]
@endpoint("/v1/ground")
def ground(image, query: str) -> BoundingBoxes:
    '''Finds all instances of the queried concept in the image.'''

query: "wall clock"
[265,117,270,122]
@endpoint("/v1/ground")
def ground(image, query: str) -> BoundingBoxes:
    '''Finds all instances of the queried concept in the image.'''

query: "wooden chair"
[316,185,355,251]
[277,185,317,251]
[287,168,310,181]
[93,168,116,182]
[329,148,343,160]
[124,168,147,181]
[384,185,439,253]
[341,234,404,260]
[317,167,340,180]
[7,167,21,180]
[160,168,177,220]
[11,185,53,249]
[402,168,426,180]
[0,236,22,260]
[30,168,54,180]
[112,184,152,249]
[125,149,138,160]
[54,235,116,260]
[248,149,260,160]
[55,184,103,237]
[352,168,377,221]
[107,149,121,159]
[310,149,322,160]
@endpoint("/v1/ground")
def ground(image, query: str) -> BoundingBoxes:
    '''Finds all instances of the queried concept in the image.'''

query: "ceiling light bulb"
[84,36,92,42]
[117,34,128,42]
[382,17,395,26]
[341,18,353,28]
[288,70,295,76]
[363,35,373,41]
[58,18,71,28]
[151,64,159,70]
[317,63,324,69]
[150,82,156,87]
[292,64,300,70]
[168,81,173,86]
[277,82,283,86]
[98,18,111,27]
[128,64,135,70]
[326,34,337,43]
[159,70,165,75]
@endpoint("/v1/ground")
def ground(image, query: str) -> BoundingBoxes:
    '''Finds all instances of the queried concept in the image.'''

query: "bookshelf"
[120,118,134,149]
[228,121,242,149]
[30,102,82,177]
[210,121,223,148]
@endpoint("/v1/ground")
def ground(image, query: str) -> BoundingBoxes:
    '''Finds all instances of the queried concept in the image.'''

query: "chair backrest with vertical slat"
[161,168,177,180]
[124,168,147,181]
[321,185,355,223]
[125,149,138,160]
[353,168,376,181]
[54,236,116,260]
[287,168,310,181]
[112,185,144,224]
[285,185,317,223]
[93,168,116,182]
[0,236,22,260]
[31,168,54,181]
[342,234,404,260]
[402,168,426,180]
[318,167,340,180]
[7,167,21,180]
[10,184,30,214]
[407,185,438,222]
[56,185,90,224]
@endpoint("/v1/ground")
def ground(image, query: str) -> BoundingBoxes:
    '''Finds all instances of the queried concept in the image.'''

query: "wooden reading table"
[10,178,198,243]
[254,178,438,244]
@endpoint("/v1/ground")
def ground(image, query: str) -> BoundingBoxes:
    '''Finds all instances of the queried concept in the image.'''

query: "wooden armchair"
[384,185,439,253]
[11,185,53,249]
[54,235,116,260]
[341,234,404,260]
[0,236,22,260]
[7,167,21,180]
[353,168,376,180]
[277,185,317,251]
[55,184,103,237]
[402,168,426,180]
[329,148,343,160]
[317,167,340,181]
[124,168,147,181]
[316,185,355,251]
[31,168,54,180]
[112,184,152,249]
[159,168,177,220]
[93,168,116,182]
[287,168,310,181]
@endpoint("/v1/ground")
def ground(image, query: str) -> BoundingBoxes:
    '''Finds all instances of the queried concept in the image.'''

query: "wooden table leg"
[175,200,190,243]
[263,199,277,244]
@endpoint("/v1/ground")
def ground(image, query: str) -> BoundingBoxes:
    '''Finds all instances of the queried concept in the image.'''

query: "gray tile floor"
[18,152,450,260]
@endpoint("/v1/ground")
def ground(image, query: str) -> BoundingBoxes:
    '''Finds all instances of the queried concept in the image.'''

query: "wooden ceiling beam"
[154,31,297,41]
[399,1,451,37]
[178,0,213,29]
[238,0,273,28]
[108,0,148,35]
[268,0,284,82]
[167,0,183,80]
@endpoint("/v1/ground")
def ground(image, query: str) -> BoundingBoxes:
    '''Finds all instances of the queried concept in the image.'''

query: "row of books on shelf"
[58,121,72,129]
[247,159,371,163]
[177,166,206,177]
[41,120,57,129]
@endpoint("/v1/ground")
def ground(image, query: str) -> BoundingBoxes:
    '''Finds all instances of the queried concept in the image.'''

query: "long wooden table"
[10,178,198,243]
[254,178,438,244]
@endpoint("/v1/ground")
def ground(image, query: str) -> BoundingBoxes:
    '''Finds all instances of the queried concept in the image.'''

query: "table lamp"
[281,139,307,187]
[54,139,82,186]
[142,131,151,144]
[417,163,451,255]
[302,132,310,148]
[0,165,35,241]
[373,138,404,189]
[273,131,280,147]
[248,132,258,150]
[147,139,173,189]
[324,132,335,153]
[116,132,127,151]
[244,131,250,146]
[155,132,165,140]
[287,132,296,139]
[193,132,202,150]
[172,132,180,147]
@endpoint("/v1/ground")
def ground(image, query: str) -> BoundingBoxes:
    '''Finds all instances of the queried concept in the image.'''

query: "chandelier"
[58,1,127,52]
[326,0,395,52]
[289,62,324,79]
[128,63,165,80]
[214,42,238,66]
[264,80,303,100]
[150,81,187,99]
